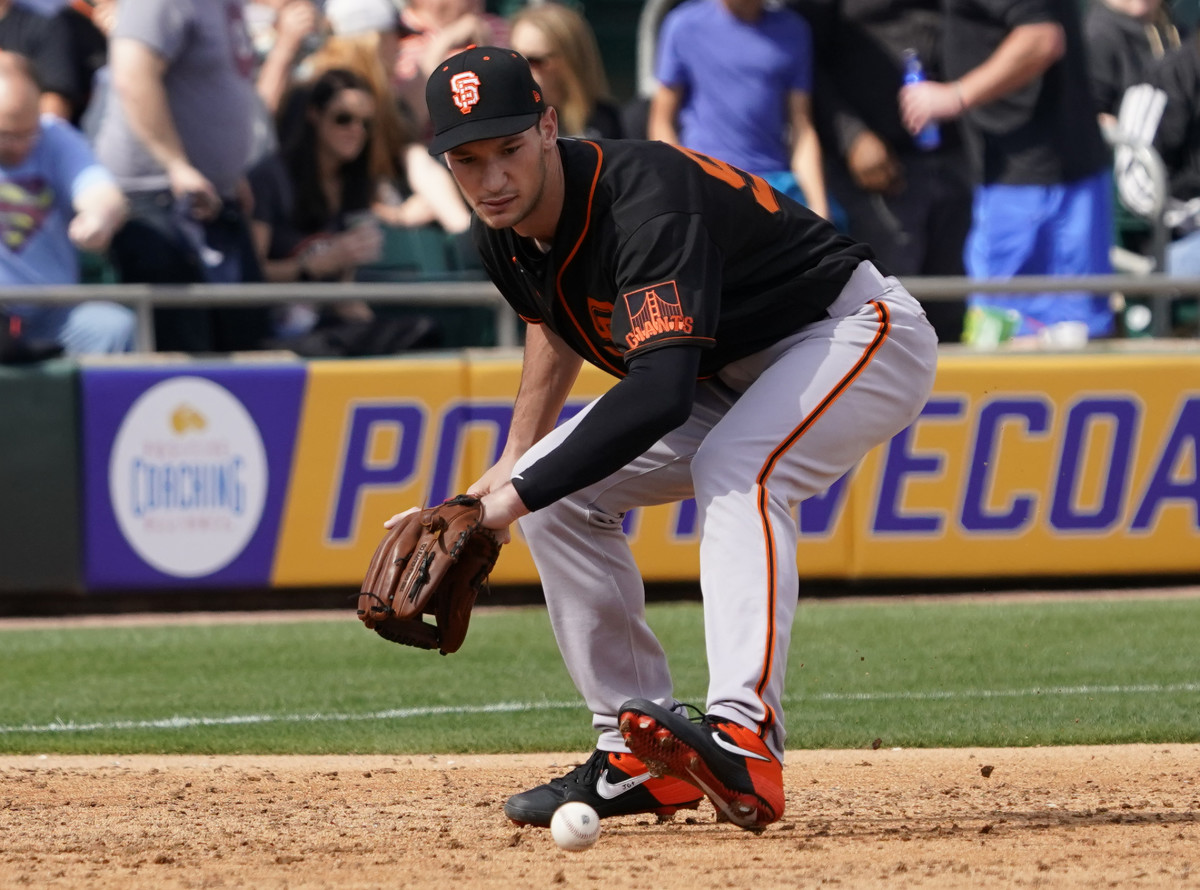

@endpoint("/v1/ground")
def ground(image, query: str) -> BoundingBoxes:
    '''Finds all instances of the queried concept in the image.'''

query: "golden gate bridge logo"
[623,281,694,350]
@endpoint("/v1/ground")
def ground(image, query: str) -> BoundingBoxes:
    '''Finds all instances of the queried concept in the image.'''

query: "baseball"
[550,801,601,851]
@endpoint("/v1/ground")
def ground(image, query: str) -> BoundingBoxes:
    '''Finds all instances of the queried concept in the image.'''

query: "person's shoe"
[618,697,784,830]
[503,747,704,827]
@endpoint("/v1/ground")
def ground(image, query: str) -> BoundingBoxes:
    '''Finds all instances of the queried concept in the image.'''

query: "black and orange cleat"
[618,697,784,831]
[503,747,703,827]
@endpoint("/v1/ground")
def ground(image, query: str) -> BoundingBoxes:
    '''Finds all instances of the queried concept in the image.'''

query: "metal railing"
[3,279,519,353]
[4,272,1198,352]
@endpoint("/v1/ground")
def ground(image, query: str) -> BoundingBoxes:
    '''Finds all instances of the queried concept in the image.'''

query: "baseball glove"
[357,494,502,655]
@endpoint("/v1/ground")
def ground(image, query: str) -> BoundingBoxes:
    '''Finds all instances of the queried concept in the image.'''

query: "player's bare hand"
[847,130,903,195]
[467,454,521,500]
[478,483,526,542]
[898,81,962,135]
[383,506,420,529]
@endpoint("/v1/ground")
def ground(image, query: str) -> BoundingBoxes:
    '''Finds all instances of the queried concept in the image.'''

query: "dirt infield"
[2,745,1196,889]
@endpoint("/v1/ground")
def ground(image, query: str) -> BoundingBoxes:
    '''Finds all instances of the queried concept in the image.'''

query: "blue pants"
[11,301,136,355]
[966,171,1114,338]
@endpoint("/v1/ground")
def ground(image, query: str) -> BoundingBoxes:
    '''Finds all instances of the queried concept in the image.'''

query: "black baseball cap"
[426,46,545,155]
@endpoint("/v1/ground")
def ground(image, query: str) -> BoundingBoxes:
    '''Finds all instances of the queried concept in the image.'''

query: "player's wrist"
[481,483,529,528]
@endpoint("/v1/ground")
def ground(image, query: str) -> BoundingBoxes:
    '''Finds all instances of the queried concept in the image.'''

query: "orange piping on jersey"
[553,141,625,377]
[752,300,892,735]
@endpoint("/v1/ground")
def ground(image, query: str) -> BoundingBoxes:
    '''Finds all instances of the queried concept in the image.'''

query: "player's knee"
[691,439,741,496]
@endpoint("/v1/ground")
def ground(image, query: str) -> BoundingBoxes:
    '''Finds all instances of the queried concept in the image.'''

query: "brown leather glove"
[357,495,502,655]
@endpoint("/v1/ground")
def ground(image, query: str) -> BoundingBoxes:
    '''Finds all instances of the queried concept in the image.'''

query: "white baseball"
[550,801,601,851]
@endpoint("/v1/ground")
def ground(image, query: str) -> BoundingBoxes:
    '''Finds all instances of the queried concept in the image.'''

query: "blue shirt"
[655,0,813,174]
[0,114,113,285]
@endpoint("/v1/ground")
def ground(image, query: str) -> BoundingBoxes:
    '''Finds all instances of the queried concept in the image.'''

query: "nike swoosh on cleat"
[595,769,652,799]
[711,731,772,762]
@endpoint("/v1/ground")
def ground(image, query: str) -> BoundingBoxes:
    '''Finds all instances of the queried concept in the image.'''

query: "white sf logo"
[450,72,481,114]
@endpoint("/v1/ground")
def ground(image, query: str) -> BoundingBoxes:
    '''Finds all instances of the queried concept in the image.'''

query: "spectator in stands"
[899,0,1115,342]
[1086,0,1181,128]
[648,0,830,220]
[250,67,384,344]
[0,51,133,354]
[0,0,77,119]
[57,1,114,129]
[791,0,972,343]
[249,67,382,286]
[508,2,623,140]
[1117,37,1200,286]
[395,0,509,138]
[294,1,471,235]
[75,0,117,142]
[95,0,270,353]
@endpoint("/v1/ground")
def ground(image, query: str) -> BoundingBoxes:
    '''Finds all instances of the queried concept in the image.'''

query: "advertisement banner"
[77,348,1199,590]
[81,363,306,589]
[846,352,1200,577]
[272,350,1200,586]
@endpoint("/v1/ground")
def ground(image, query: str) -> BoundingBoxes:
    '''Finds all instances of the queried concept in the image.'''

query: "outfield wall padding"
[0,360,82,592]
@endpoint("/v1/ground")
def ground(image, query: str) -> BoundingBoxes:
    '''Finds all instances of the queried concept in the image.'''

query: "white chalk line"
[1,682,1197,735]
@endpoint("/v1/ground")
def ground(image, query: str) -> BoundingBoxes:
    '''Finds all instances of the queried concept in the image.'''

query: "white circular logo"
[109,377,269,578]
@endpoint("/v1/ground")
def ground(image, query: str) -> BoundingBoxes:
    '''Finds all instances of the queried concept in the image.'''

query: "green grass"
[0,596,1197,755]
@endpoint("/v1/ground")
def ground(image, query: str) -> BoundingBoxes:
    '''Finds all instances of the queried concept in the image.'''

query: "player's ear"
[539,106,558,145]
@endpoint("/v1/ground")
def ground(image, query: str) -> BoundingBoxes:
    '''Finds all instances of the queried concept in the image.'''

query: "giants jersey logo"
[450,72,482,113]
[623,281,694,350]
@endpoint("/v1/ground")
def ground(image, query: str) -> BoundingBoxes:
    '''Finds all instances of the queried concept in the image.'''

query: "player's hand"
[383,506,421,529]
[478,484,526,544]
[467,454,521,501]
[898,81,962,135]
[167,162,222,221]
[847,130,903,195]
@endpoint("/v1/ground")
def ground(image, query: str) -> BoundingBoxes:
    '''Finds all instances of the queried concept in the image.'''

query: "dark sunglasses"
[331,111,374,129]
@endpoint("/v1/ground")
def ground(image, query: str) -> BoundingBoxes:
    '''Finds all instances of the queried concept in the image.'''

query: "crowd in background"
[1,0,1199,361]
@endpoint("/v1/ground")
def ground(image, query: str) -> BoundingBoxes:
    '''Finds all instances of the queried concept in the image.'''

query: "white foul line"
[0,682,1196,735]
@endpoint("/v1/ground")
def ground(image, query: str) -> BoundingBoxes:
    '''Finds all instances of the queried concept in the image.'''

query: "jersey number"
[677,147,780,213]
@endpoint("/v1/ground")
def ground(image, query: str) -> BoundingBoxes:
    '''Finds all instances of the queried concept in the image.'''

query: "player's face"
[444,109,559,238]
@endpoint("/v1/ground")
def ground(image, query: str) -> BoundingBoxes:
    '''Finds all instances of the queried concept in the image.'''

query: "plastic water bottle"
[902,48,941,151]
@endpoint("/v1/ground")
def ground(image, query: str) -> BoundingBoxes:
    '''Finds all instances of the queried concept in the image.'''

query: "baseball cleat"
[503,748,703,827]
[618,698,784,830]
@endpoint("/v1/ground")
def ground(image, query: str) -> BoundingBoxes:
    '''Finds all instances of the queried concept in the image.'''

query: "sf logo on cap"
[450,72,482,114]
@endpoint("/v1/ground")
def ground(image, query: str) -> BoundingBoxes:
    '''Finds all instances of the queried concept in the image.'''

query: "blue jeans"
[1166,228,1200,275]
[11,302,136,355]
[966,170,1115,338]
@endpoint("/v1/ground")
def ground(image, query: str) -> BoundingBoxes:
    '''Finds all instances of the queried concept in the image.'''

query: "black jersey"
[473,137,875,380]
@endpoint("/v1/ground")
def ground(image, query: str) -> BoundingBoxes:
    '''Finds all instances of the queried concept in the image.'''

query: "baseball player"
[416,46,939,830]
